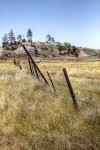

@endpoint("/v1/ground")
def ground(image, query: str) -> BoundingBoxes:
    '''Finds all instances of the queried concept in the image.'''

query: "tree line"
[2,29,79,57]
[2,29,56,48]
[2,29,33,49]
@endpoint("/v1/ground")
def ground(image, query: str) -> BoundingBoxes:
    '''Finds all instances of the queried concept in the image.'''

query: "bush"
[75,51,79,57]
[56,42,63,54]
[98,52,100,58]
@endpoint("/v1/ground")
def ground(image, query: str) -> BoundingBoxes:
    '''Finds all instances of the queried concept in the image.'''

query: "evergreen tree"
[8,29,15,44]
[26,29,33,43]
[46,34,51,42]
[46,34,55,44]
[51,37,55,44]
[2,34,8,48]
[8,29,15,50]
[17,34,23,43]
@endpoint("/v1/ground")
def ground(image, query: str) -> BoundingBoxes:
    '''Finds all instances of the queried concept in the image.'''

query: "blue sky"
[0,0,100,49]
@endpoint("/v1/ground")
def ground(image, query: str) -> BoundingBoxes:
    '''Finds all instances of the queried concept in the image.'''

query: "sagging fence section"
[13,45,100,111]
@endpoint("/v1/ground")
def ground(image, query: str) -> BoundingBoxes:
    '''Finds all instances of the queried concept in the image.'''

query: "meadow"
[0,59,100,150]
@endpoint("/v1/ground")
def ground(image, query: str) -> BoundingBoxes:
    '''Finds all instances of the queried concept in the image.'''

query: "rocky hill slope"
[0,42,100,60]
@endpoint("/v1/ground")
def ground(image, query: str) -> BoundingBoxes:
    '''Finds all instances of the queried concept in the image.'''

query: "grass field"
[0,59,100,150]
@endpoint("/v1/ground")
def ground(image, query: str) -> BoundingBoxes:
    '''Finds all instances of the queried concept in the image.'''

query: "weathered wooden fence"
[13,45,100,111]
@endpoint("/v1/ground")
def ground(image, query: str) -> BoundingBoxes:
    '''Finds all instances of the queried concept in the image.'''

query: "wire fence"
[13,45,100,111]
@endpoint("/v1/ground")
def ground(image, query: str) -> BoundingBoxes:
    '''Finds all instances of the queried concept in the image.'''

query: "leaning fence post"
[63,68,78,110]
[28,58,34,75]
[13,59,17,66]
[19,65,22,70]
[28,58,39,79]
[22,45,49,84]
[34,65,39,80]
[47,71,57,94]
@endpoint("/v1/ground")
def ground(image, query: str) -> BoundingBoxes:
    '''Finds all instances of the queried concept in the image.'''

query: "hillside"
[0,42,100,61]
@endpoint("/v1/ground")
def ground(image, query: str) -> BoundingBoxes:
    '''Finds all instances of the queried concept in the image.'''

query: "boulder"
[15,46,36,55]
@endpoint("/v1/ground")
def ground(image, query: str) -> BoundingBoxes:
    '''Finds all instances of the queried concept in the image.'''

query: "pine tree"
[26,29,33,43]
[17,34,23,43]
[8,29,15,44]
[8,29,15,50]
[46,34,51,42]
[51,37,55,44]
[2,34,8,48]
[46,34,55,44]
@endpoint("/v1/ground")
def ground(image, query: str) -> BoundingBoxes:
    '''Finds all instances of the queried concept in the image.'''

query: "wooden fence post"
[22,45,49,84]
[28,58,34,75]
[13,59,17,66]
[63,68,78,110]
[28,58,39,79]
[19,65,22,70]
[47,71,57,94]
[34,65,39,80]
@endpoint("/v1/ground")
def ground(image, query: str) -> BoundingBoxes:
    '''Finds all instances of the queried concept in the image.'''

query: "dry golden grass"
[0,60,100,150]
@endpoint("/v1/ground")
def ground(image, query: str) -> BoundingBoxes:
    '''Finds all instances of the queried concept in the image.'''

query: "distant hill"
[0,42,100,60]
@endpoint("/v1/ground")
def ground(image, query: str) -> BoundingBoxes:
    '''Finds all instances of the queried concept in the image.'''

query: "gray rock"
[15,46,36,55]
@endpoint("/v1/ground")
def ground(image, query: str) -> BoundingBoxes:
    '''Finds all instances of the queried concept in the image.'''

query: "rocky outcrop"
[0,50,16,60]
[15,46,35,55]
[1,42,100,60]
